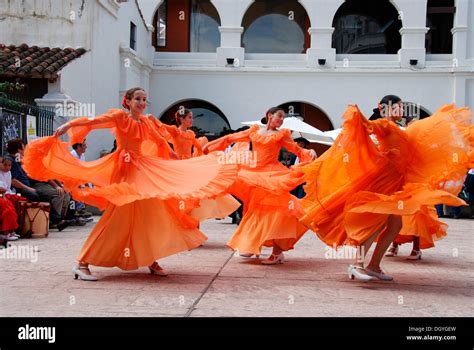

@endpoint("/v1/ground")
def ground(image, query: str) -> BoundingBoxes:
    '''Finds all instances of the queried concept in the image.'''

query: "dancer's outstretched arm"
[203,125,257,154]
[147,117,178,141]
[144,118,179,159]
[55,109,119,137]
[281,131,317,163]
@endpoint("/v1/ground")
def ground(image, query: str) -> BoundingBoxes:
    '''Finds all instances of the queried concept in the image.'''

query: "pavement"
[0,217,473,317]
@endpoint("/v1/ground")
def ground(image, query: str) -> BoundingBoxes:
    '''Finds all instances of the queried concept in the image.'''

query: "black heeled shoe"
[57,219,73,232]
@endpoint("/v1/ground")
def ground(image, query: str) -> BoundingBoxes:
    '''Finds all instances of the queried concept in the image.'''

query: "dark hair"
[370,95,402,120]
[262,107,285,124]
[294,137,310,147]
[122,87,145,110]
[6,138,24,155]
[235,126,250,133]
[174,108,192,126]
[72,143,82,150]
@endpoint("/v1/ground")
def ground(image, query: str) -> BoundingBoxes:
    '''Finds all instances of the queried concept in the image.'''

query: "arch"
[241,0,311,53]
[277,101,334,155]
[159,99,231,139]
[149,0,166,26]
[152,0,221,52]
[332,0,402,54]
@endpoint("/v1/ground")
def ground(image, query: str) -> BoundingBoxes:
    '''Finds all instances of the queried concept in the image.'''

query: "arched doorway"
[277,101,334,155]
[160,99,231,139]
[241,0,311,53]
[332,0,402,54]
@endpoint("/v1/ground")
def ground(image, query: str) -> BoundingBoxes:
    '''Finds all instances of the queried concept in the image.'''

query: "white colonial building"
[1,0,473,157]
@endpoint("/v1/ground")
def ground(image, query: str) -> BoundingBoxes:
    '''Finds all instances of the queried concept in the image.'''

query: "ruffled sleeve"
[280,129,315,163]
[143,117,175,158]
[67,108,120,145]
[206,125,258,152]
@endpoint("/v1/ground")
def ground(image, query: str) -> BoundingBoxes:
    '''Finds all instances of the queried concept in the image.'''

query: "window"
[332,0,402,54]
[130,22,137,50]
[152,0,221,53]
[426,0,455,54]
[156,1,167,47]
[241,0,310,54]
[190,0,221,52]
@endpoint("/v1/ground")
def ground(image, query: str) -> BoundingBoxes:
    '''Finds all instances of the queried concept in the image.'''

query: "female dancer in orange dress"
[23,87,237,281]
[153,108,205,159]
[203,107,316,264]
[301,102,473,281]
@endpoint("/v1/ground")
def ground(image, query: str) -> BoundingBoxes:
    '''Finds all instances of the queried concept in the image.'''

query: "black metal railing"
[0,93,55,154]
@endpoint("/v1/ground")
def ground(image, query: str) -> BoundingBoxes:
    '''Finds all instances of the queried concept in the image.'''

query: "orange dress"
[206,125,313,255]
[23,109,238,270]
[147,120,241,222]
[301,104,473,249]
[154,123,203,159]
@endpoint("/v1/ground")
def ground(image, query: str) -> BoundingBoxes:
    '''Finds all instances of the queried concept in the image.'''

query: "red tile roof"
[0,43,87,79]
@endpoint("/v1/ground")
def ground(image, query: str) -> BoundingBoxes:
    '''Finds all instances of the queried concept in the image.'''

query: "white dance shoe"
[72,265,98,281]
[407,250,422,260]
[365,267,394,281]
[347,265,374,281]
[385,245,399,257]
[261,253,284,265]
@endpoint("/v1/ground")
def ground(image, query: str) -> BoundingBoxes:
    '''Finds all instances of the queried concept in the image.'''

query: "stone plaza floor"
[0,217,472,317]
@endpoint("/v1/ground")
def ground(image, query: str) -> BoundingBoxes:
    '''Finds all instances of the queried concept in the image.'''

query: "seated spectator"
[7,139,79,231]
[0,155,26,223]
[7,138,40,201]
[0,156,19,241]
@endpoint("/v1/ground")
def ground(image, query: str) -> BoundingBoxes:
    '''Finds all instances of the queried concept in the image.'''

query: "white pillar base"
[217,47,245,67]
[306,48,336,68]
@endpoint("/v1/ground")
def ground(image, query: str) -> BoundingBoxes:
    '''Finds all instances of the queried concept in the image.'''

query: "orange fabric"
[205,125,310,255]
[301,104,474,249]
[150,120,203,160]
[148,118,240,221]
[23,109,238,269]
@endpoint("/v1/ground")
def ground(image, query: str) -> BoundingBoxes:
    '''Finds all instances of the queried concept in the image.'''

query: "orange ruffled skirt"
[227,164,308,255]
[301,104,473,248]
[24,136,238,269]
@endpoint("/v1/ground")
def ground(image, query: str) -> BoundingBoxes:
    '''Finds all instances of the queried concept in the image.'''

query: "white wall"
[0,0,92,48]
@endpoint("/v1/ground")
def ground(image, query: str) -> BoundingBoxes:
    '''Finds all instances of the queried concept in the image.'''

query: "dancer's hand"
[309,149,317,160]
[54,123,71,137]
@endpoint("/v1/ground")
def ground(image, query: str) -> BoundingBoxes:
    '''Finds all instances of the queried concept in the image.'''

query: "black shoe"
[71,218,87,226]
[75,210,93,218]
[57,219,73,232]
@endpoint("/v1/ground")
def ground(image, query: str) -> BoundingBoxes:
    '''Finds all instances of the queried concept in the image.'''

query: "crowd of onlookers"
[0,138,94,245]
